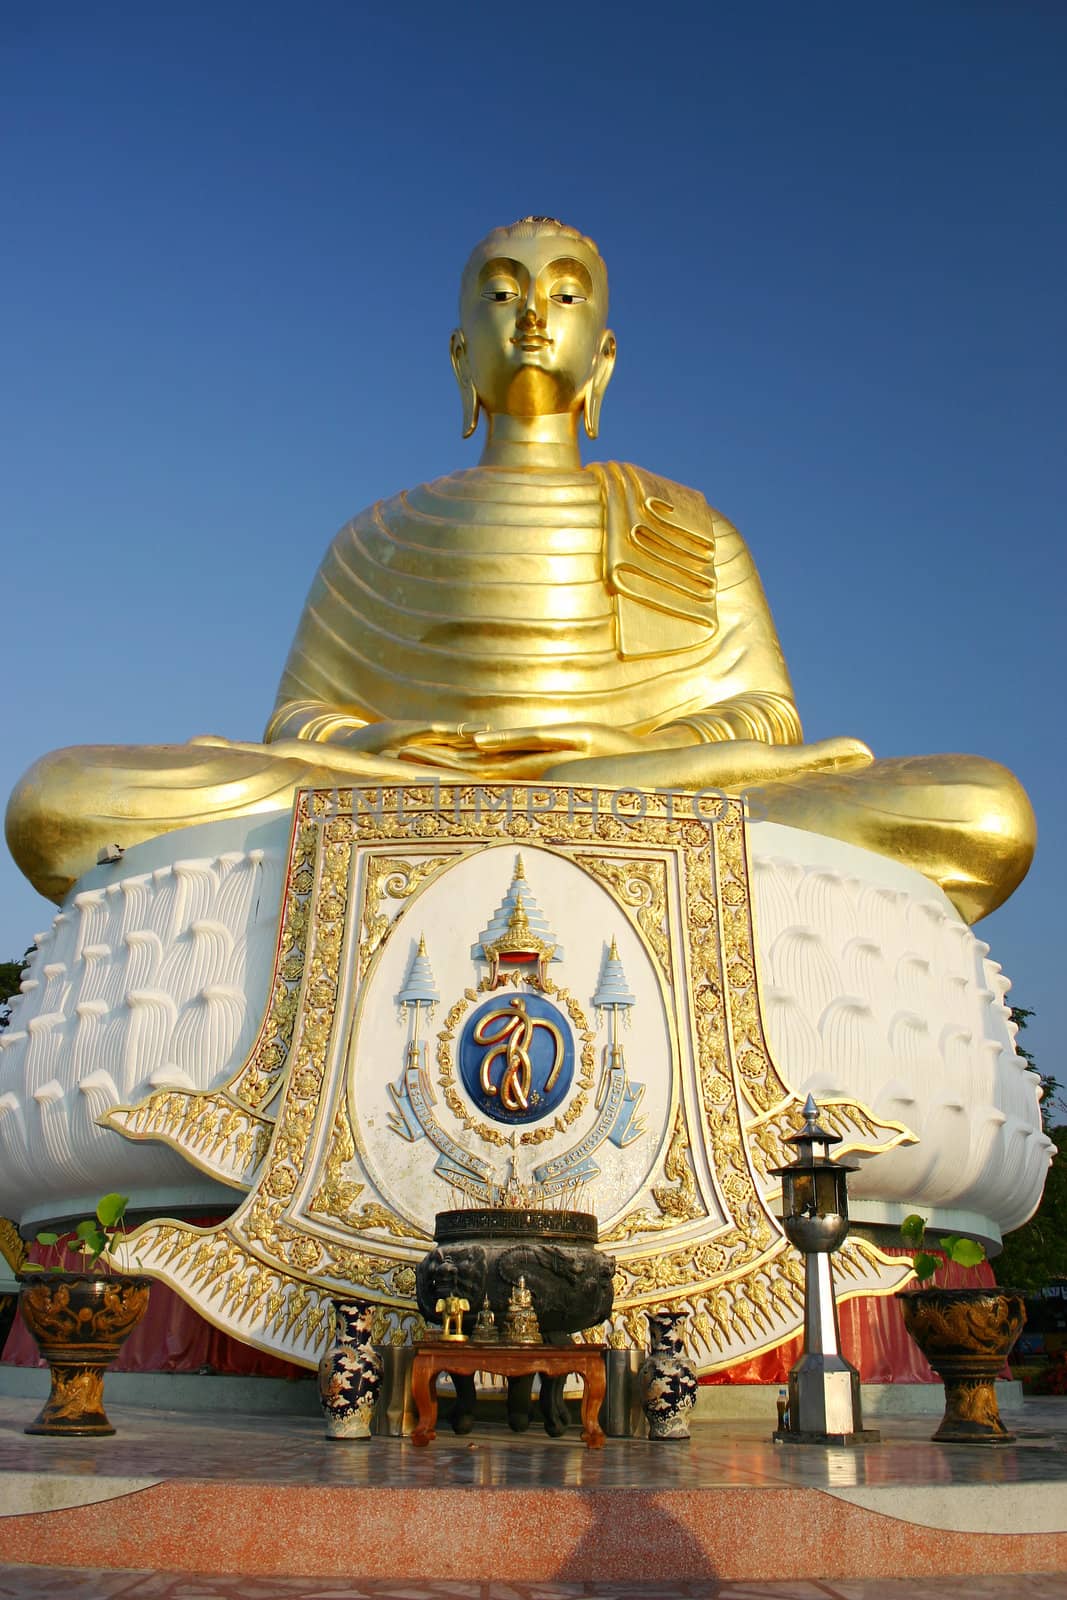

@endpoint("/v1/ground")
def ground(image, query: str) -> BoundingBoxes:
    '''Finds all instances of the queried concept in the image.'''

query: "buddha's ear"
[449,329,481,440]
[583,330,617,441]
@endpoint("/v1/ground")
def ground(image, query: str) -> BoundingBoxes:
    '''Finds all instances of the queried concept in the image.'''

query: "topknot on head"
[495,216,599,251]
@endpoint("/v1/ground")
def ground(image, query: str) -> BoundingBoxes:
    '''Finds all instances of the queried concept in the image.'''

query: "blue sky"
[2,2,1064,1096]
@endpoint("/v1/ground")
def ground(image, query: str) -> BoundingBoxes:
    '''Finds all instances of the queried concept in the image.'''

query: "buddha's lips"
[511,333,553,350]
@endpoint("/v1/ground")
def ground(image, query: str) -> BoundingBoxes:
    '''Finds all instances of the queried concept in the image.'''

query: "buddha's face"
[456,232,614,419]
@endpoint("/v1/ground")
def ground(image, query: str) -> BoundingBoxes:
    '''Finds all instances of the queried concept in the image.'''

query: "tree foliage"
[0,954,30,1030]
[996,1125,1067,1292]
[995,1009,1066,1291]
[1011,1005,1061,1133]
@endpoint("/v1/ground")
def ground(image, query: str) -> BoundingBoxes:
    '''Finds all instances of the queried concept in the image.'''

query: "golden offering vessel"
[6,216,1035,925]
[434,1295,470,1343]
[502,1276,542,1346]
[470,1296,501,1345]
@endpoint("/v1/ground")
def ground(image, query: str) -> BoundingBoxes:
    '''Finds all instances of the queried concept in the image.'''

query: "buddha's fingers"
[474,723,646,760]
[379,721,490,746]
[474,728,582,754]
[333,720,490,754]
[801,737,876,772]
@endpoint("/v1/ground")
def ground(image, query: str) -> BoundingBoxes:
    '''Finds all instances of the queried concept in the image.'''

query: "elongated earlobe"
[450,329,481,439]
[582,331,616,440]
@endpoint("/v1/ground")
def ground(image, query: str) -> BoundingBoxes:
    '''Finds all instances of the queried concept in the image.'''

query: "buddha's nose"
[517,287,546,328]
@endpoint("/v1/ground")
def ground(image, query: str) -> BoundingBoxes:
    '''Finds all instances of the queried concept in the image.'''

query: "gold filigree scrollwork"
[601,1107,706,1241]
[745,1097,915,1183]
[0,1217,27,1273]
[103,1089,272,1188]
[310,1105,428,1241]
[575,854,672,983]
[715,817,791,1116]
[605,1234,905,1369]
[310,1107,364,1218]
[120,1222,335,1356]
[344,1202,427,1241]
[230,818,321,1110]
[359,854,453,972]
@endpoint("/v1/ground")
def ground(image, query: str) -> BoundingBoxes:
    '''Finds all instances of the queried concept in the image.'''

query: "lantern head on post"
[777,1095,855,1256]
[770,1094,880,1448]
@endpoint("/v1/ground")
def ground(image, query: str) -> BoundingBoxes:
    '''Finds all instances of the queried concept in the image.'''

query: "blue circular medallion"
[458,992,575,1125]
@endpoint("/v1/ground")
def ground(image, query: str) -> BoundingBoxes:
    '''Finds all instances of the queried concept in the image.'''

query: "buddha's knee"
[844,752,1036,922]
[5,746,105,903]
[745,752,1035,925]
[939,757,1036,923]
[6,742,242,904]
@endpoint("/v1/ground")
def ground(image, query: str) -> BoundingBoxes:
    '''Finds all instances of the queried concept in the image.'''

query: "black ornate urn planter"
[897,1286,1026,1444]
[17,1271,152,1436]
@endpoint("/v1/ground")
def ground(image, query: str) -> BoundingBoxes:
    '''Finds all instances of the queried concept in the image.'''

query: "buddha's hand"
[332,721,489,760]
[469,723,646,777]
[540,736,874,787]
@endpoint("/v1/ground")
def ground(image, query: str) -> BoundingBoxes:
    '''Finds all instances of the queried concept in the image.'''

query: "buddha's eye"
[551,290,586,306]
[482,284,518,303]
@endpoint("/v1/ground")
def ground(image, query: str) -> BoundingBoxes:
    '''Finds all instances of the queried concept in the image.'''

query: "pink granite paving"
[0,1570,1065,1597]
[6,1479,1067,1583]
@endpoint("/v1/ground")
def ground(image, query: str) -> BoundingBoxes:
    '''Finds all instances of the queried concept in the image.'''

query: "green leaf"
[20,1262,44,1272]
[900,1214,927,1247]
[913,1251,940,1283]
[942,1235,986,1269]
[34,1231,59,1247]
[96,1193,128,1229]
[79,1228,108,1262]
[75,1218,100,1240]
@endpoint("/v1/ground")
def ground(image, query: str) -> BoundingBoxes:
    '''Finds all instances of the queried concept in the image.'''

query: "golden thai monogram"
[472,996,565,1113]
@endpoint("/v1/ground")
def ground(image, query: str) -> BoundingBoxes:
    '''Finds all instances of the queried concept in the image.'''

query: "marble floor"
[1,1396,1065,1512]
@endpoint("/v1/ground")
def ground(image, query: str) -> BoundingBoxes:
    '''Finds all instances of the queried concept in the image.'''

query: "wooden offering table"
[410,1342,607,1449]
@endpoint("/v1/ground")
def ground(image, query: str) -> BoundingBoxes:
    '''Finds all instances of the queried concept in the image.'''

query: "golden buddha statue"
[6,217,1034,923]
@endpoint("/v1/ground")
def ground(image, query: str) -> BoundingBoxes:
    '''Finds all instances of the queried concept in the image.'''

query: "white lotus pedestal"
[0,783,1051,1379]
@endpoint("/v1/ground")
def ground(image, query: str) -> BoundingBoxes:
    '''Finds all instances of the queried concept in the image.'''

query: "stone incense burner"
[416,1207,615,1337]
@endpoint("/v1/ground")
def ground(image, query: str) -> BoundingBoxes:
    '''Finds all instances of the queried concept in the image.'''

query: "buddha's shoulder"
[330,463,740,539]
[595,461,742,540]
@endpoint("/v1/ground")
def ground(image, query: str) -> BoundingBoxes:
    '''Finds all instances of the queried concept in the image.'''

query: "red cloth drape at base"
[1,1241,996,1384]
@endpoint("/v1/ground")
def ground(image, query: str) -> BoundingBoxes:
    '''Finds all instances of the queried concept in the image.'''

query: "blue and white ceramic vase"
[318,1297,383,1440]
[639,1310,698,1439]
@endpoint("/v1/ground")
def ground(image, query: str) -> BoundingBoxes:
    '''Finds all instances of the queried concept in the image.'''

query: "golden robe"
[6,463,1034,920]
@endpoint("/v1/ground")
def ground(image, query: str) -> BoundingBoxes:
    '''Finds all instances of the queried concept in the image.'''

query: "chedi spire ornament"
[474,854,562,990]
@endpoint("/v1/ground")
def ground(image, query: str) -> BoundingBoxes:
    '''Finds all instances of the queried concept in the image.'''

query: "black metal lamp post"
[771,1094,879,1446]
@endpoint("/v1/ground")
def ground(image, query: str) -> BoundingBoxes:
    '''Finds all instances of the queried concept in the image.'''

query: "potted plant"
[16,1193,151,1437]
[895,1213,1025,1445]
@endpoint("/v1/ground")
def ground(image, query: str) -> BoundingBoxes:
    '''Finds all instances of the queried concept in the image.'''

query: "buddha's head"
[451,216,617,440]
